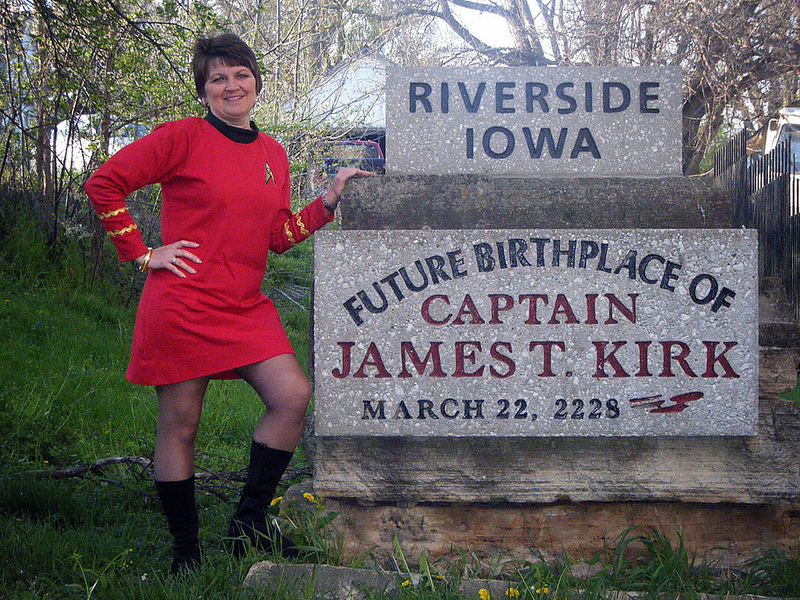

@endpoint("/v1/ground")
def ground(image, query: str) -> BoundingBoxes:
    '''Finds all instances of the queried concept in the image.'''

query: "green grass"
[1,208,800,599]
[0,207,324,597]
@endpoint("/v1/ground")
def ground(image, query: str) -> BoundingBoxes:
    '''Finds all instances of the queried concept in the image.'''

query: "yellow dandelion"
[270,496,283,506]
[401,579,411,587]
[506,588,520,598]
[479,589,491,600]
[303,492,316,502]
[535,587,549,594]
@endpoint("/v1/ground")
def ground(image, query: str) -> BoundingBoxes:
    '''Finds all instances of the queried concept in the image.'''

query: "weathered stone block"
[310,392,800,505]
[340,175,730,231]
[319,497,800,568]
[760,348,799,397]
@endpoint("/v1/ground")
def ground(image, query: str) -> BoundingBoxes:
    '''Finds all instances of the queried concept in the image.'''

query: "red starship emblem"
[629,391,704,413]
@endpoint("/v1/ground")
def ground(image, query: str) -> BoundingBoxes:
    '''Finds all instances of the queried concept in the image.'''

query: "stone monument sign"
[304,65,799,567]
[315,228,758,437]
[386,66,682,176]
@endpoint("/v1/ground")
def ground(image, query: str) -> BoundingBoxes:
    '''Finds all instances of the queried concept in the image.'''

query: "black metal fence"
[713,131,799,318]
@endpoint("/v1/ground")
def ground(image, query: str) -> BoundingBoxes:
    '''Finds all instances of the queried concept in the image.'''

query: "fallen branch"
[20,456,311,498]
[26,456,154,479]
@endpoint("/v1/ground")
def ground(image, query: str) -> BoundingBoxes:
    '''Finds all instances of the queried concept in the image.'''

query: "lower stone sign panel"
[314,229,758,437]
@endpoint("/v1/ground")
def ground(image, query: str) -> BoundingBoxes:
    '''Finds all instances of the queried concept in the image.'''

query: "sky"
[451,4,515,47]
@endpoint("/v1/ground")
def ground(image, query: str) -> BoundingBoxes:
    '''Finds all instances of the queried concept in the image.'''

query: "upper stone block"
[386,66,683,177]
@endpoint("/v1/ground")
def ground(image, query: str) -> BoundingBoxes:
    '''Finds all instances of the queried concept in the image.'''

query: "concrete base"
[320,498,800,569]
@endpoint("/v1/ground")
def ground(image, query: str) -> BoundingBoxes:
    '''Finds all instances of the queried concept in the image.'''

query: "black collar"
[204,110,259,144]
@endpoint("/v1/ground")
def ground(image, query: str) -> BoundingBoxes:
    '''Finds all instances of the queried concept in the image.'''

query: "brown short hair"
[192,33,262,98]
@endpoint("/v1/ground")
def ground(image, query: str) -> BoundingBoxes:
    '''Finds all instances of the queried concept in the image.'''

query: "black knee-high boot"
[155,477,201,575]
[227,440,298,558]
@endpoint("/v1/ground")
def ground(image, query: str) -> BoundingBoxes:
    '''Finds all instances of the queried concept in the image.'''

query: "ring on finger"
[171,258,178,265]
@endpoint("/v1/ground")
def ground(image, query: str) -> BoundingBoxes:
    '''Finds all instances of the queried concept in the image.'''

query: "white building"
[299,51,388,131]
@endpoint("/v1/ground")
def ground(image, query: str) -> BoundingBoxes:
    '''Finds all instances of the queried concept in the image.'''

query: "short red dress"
[85,114,333,385]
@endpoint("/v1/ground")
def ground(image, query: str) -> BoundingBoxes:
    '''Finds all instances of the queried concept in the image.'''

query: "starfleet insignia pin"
[265,162,275,186]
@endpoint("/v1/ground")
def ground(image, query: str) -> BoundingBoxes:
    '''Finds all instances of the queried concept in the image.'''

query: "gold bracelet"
[139,248,153,272]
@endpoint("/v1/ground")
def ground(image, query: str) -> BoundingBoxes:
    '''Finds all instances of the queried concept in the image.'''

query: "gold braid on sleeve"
[282,212,311,248]
[294,213,310,239]
[108,223,139,237]
[283,220,296,247]
[98,207,129,220]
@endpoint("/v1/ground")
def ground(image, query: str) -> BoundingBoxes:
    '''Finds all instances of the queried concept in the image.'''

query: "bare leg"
[153,376,208,573]
[234,354,311,451]
[227,355,310,558]
[154,376,209,481]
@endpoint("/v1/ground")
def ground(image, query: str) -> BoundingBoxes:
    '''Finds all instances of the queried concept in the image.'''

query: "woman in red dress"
[85,33,370,574]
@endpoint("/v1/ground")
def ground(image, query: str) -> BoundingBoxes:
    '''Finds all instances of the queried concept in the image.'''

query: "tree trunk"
[682,84,712,176]
[32,16,56,248]
[89,47,118,284]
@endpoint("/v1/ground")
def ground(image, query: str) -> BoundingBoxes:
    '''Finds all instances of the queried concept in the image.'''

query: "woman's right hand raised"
[135,240,202,278]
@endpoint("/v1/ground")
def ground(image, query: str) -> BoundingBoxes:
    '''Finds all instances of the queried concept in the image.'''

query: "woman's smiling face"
[203,60,257,128]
